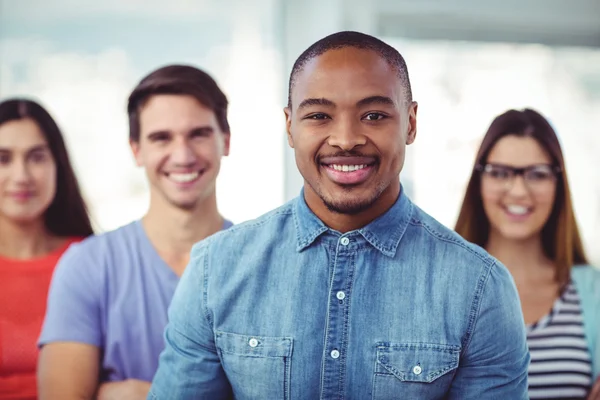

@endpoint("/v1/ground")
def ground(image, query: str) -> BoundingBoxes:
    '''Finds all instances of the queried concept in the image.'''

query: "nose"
[171,138,197,166]
[326,118,367,151]
[506,175,529,197]
[10,158,31,183]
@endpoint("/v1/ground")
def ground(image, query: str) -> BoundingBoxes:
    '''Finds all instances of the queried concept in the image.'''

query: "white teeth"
[506,205,529,215]
[169,172,199,183]
[331,164,366,172]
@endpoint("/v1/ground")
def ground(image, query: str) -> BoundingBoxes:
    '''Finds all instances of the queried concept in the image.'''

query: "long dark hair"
[455,108,588,288]
[0,98,94,238]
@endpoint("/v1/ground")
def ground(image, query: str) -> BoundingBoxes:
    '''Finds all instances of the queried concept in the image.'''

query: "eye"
[486,166,511,179]
[363,112,386,121]
[190,128,214,138]
[526,167,554,181]
[30,152,49,163]
[0,153,10,164]
[305,113,330,120]
[148,132,171,143]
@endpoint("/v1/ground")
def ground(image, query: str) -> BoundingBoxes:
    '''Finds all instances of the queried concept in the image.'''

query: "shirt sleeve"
[148,241,233,400]
[38,242,105,348]
[448,261,530,399]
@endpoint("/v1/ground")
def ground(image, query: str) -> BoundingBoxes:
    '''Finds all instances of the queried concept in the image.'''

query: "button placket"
[320,233,356,398]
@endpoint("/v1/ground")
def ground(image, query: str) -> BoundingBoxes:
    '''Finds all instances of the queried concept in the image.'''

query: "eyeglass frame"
[475,162,561,193]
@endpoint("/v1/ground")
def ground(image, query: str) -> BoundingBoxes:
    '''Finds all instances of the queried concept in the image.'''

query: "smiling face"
[0,118,57,224]
[130,94,230,211]
[481,135,557,241]
[285,47,417,218]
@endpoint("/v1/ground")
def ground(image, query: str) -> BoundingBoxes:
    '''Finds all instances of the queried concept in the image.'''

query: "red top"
[0,237,82,400]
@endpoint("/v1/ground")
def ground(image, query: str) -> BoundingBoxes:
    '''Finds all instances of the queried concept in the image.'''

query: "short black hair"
[127,64,230,142]
[287,31,412,108]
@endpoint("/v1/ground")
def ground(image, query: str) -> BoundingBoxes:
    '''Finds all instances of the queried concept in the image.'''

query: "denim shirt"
[149,191,529,399]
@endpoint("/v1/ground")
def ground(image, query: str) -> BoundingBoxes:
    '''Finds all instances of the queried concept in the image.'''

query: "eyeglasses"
[476,163,560,193]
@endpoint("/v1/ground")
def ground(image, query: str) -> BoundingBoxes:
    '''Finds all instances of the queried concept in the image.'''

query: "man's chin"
[321,195,376,215]
[165,196,200,211]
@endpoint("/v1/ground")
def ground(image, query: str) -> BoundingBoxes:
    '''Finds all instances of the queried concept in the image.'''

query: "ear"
[129,140,143,166]
[284,107,294,148]
[222,132,231,157]
[406,101,418,145]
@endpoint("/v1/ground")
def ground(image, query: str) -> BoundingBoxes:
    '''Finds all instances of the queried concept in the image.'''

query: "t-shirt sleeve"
[38,242,104,348]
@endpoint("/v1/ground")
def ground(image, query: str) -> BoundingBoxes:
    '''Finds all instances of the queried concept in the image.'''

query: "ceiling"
[372,0,600,47]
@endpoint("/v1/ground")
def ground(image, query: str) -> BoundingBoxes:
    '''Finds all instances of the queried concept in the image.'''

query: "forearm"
[38,374,98,400]
[37,343,101,400]
[96,379,151,400]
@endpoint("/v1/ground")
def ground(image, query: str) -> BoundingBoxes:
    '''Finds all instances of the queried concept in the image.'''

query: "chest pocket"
[216,331,293,400]
[372,343,460,400]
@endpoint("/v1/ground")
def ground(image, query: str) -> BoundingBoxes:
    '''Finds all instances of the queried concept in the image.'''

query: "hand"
[588,377,600,400]
[97,379,151,400]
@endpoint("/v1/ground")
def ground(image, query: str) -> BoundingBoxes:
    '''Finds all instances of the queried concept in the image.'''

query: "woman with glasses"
[455,108,600,400]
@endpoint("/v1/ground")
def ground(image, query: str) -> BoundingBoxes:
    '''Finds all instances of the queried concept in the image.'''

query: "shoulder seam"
[408,217,494,265]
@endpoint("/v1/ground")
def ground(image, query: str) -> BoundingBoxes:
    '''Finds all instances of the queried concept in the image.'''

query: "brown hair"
[0,98,94,238]
[455,108,588,287]
[127,64,230,142]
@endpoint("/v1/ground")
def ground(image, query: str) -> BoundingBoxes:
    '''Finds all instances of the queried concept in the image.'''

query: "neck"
[486,230,554,285]
[0,216,57,259]
[304,181,400,233]
[142,192,224,274]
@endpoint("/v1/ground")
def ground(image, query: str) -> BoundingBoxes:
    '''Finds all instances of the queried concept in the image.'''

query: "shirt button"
[331,349,340,359]
[248,338,258,347]
[413,365,422,375]
[340,237,350,246]
[336,291,346,300]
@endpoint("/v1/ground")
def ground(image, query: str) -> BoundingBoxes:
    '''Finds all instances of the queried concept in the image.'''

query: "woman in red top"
[0,98,93,399]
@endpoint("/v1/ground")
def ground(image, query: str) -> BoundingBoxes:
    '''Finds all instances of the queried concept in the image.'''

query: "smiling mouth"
[321,163,376,186]
[327,164,370,172]
[504,204,532,217]
[165,170,205,184]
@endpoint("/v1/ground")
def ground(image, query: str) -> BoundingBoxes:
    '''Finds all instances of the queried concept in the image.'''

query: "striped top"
[527,281,593,399]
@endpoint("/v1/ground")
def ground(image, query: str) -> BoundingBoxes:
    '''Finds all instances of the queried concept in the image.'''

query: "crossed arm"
[37,342,151,400]
[36,245,151,400]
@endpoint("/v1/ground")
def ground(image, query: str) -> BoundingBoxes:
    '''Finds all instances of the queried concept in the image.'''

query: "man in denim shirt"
[149,31,530,399]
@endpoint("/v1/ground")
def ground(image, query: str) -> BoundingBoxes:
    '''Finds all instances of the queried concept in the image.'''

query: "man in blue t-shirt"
[37,65,233,400]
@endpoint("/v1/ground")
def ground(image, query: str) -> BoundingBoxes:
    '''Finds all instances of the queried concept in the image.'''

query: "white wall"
[1,0,598,266]
[0,0,287,230]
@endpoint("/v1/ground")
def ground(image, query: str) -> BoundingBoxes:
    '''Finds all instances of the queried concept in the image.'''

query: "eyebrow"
[146,130,171,139]
[0,144,49,153]
[190,126,214,135]
[486,162,554,169]
[297,96,396,111]
[147,126,215,139]
[297,98,335,111]
[28,144,49,153]
[356,96,396,108]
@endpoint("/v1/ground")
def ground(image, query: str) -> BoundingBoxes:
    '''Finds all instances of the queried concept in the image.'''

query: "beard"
[314,181,389,215]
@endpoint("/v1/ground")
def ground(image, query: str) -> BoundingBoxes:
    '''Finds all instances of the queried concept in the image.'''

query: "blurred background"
[1,0,599,264]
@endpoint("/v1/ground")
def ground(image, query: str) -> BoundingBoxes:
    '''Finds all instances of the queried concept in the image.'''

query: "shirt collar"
[293,187,413,257]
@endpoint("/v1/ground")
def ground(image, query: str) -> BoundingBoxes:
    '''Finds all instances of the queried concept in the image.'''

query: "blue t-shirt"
[38,219,233,382]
